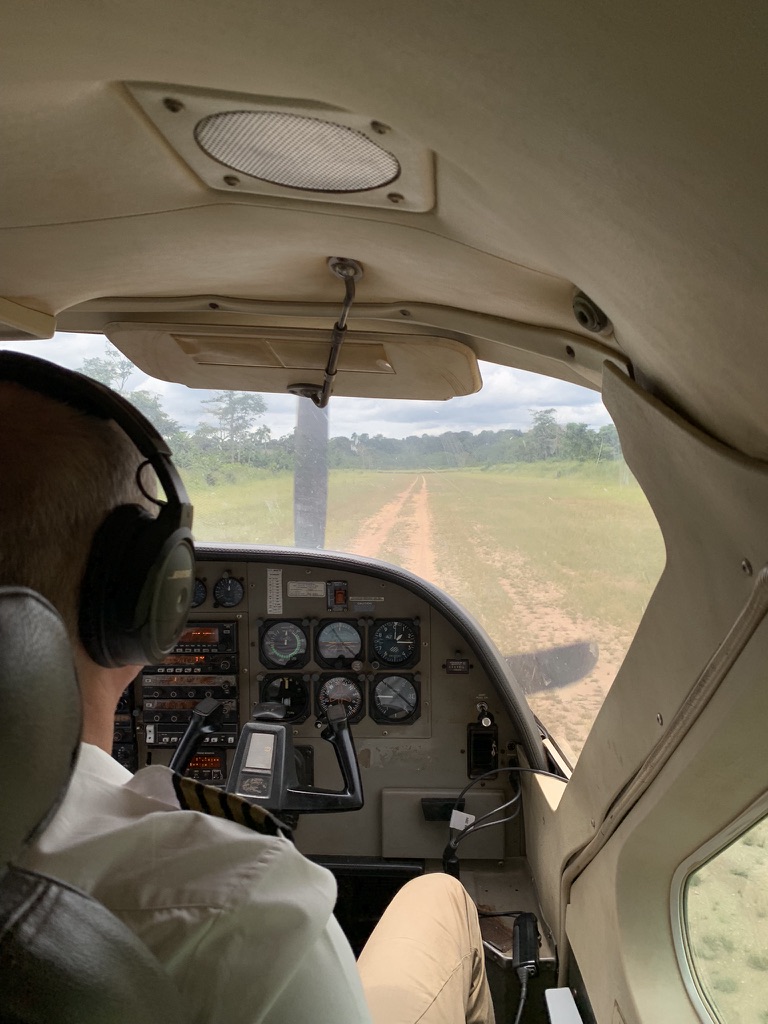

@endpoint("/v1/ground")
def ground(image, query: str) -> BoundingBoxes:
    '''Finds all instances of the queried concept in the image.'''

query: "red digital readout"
[162,654,208,666]
[188,752,226,771]
[178,626,220,644]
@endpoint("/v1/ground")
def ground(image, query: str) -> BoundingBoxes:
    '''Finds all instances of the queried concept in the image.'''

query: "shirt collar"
[76,742,133,785]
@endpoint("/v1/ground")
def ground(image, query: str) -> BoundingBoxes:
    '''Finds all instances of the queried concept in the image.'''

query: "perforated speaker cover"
[194,110,401,193]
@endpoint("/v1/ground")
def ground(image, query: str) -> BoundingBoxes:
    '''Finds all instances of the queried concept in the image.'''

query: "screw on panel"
[223,175,240,187]
[208,302,220,309]
[742,559,753,576]
[370,120,390,135]
[565,345,575,358]
[163,97,184,113]
[387,192,405,204]
[656,713,664,726]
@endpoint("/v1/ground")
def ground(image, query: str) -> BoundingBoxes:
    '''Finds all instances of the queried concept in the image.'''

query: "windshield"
[2,335,665,763]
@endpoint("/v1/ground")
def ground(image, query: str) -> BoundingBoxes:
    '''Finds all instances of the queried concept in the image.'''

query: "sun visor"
[104,322,482,400]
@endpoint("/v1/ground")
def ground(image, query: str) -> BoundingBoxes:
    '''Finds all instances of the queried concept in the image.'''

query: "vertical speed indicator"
[371,620,419,666]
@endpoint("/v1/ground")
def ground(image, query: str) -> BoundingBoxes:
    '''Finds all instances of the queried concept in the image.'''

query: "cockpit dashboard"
[115,545,549,865]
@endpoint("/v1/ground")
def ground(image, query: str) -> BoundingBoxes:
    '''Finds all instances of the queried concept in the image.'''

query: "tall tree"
[560,422,599,461]
[127,390,182,440]
[201,391,268,462]
[596,423,621,461]
[526,408,561,460]
[79,347,135,392]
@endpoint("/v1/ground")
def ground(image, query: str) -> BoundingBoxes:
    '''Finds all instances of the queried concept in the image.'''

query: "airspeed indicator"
[261,621,308,668]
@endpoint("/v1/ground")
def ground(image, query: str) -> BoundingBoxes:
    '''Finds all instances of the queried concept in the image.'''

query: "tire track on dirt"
[346,476,420,560]
[347,475,443,589]
[403,476,438,584]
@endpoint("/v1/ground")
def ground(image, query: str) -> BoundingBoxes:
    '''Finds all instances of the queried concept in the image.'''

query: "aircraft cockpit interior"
[2,4,768,1024]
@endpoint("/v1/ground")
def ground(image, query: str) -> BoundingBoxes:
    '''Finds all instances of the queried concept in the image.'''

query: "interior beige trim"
[557,563,768,984]
[0,298,55,340]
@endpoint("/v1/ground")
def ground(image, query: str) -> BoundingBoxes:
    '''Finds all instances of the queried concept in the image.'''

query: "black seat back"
[0,587,185,1023]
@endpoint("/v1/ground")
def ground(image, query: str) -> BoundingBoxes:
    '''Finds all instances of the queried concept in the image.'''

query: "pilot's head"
[0,377,153,651]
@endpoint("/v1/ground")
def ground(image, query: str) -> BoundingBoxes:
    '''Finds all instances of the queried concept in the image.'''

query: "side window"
[681,812,768,1023]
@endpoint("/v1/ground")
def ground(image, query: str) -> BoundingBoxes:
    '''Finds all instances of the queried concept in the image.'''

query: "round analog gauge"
[191,578,207,608]
[261,621,308,667]
[372,676,419,722]
[316,621,363,663]
[261,675,309,721]
[372,620,418,665]
[213,575,244,608]
[317,676,364,722]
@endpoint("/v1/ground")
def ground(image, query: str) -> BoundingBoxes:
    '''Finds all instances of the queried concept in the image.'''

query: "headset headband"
[0,350,192,529]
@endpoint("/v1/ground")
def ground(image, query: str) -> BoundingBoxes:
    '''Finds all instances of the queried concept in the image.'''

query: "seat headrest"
[0,588,81,869]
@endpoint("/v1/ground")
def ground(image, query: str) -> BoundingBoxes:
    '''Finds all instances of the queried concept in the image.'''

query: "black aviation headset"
[0,350,195,668]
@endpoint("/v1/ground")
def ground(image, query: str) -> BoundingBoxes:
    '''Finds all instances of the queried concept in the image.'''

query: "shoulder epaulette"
[171,773,293,840]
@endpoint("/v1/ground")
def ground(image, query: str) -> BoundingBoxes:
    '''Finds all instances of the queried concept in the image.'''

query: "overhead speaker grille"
[194,110,401,193]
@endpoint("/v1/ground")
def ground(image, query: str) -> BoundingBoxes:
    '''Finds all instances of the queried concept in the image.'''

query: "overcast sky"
[0,333,612,439]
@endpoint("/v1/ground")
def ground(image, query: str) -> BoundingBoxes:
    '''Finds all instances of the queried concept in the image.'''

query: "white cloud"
[0,334,612,438]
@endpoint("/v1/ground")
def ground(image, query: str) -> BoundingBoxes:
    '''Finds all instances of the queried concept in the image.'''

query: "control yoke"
[173,700,364,814]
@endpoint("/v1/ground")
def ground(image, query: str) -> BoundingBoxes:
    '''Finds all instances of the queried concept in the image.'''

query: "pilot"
[0,354,494,1024]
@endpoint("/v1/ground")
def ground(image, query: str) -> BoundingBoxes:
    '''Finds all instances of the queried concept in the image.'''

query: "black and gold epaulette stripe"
[172,773,293,840]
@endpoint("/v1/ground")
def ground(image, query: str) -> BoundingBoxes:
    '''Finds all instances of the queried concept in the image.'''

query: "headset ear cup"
[80,505,194,669]
[79,504,148,668]
[136,528,194,662]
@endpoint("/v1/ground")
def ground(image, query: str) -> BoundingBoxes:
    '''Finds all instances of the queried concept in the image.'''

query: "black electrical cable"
[513,968,529,1024]
[442,765,565,875]
[452,788,522,843]
[454,764,565,809]
[448,766,543,850]
[451,805,521,847]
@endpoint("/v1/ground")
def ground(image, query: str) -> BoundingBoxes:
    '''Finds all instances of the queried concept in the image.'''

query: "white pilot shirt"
[20,743,372,1024]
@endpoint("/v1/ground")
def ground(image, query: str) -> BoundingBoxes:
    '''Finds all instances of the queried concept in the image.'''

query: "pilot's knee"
[396,871,473,909]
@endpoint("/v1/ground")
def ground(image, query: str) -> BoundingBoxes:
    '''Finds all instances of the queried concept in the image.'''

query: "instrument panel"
[125,559,439,772]
[112,549,525,860]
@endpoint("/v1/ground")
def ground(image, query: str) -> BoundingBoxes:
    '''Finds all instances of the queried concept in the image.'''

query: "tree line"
[80,348,622,479]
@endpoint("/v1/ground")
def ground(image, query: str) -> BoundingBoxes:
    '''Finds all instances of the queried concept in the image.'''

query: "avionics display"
[178,626,220,644]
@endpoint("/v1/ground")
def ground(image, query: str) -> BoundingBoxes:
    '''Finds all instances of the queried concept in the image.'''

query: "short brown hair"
[0,381,152,640]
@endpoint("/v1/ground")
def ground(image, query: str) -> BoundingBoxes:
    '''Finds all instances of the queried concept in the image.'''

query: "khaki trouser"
[357,874,495,1024]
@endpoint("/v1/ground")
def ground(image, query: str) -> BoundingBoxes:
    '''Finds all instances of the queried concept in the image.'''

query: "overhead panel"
[126,83,435,212]
[105,321,482,400]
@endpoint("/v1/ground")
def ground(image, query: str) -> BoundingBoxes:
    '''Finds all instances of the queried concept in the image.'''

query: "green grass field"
[426,462,663,631]
[188,460,665,640]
